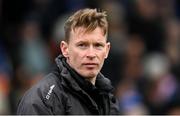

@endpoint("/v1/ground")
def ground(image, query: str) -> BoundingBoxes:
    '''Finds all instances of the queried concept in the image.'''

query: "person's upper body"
[17,8,120,115]
[17,55,119,115]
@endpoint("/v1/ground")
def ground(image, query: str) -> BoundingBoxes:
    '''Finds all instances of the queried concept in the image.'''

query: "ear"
[60,41,69,58]
[105,42,110,59]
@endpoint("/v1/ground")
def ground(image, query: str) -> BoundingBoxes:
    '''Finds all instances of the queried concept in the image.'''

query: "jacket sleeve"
[16,88,53,115]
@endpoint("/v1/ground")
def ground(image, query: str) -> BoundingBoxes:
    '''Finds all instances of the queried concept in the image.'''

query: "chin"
[82,72,97,78]
[78,68,99,78]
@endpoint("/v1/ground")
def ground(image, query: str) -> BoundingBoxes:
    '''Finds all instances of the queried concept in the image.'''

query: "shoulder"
[24,72,66,101]
[17,72,67,114]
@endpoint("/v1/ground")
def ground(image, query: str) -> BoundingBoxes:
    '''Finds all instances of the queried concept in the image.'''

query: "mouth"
[82,63,98,68]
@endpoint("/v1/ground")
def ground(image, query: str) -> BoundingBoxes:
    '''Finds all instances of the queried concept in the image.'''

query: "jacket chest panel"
[65,93,98,115]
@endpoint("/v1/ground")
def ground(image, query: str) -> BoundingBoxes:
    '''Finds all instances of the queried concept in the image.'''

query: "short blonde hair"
[64,8,108,42]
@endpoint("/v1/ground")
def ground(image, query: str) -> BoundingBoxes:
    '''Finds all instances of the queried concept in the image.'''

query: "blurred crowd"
[0,0,180,114]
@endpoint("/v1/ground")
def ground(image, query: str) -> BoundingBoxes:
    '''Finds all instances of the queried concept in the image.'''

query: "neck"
[86,77,96,85]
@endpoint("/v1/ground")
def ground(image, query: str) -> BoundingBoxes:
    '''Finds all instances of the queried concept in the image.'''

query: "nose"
[86,46,96,59]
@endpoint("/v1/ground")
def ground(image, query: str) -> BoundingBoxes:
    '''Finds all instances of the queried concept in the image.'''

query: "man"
[17,8,120,115]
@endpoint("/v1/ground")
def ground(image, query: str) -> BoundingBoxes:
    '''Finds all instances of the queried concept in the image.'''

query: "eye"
[94,43,104,50]
[77,43,88,49]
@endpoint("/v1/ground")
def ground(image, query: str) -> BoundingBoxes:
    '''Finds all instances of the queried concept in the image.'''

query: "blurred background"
[0,0,180,114]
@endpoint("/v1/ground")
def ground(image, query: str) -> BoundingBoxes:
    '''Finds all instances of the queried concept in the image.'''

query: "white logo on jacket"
[46,85,55,99]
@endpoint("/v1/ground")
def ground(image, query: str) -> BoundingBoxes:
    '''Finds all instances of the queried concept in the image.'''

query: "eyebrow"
[76,40,105,44]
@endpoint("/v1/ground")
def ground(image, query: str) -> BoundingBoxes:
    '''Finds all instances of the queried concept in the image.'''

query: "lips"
[82,63,98,68]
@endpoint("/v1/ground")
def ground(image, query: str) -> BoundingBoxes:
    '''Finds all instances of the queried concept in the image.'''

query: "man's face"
[61,27,110,79]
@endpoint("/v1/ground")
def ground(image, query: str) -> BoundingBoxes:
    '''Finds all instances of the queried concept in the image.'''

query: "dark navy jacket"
[17,55,120,115]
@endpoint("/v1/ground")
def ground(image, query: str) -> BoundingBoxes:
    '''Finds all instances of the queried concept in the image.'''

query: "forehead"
[70,27,106,42]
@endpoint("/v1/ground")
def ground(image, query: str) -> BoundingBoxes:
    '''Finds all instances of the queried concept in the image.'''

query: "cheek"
[69,50,84,64]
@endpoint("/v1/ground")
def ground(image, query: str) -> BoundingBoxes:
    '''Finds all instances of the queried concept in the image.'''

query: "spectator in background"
[17,18,51,85]
[115,34,148,115]
[0,38,12,114]
[164,18,180,82]
[126,0,165,53]
[142,53,179,114]
[17,8,120,115]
